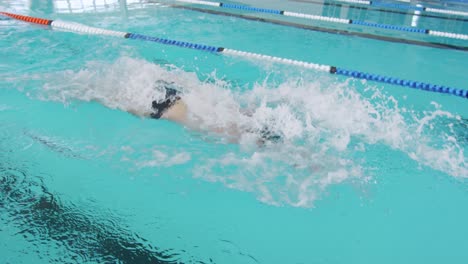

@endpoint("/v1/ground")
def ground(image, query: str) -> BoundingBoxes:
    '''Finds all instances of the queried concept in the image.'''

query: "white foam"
[38,56,467,207]
[41,57,194,116]
[137,150,191,168]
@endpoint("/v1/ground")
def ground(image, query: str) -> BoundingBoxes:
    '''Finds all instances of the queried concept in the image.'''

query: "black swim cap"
[150,87,181,119]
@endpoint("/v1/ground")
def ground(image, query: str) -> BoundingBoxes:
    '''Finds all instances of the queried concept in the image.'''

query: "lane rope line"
[168,2,468,51]
[333,0,468,17]
[288,0,468,22]
[173,0,468,40]
[1,11,466,99]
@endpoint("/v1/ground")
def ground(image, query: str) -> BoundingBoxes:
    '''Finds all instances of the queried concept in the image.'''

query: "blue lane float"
[334,68,468,98]
[349,20,428,33]
[1,11,467,100]
[126,33,221,52]
[220,3,282,14]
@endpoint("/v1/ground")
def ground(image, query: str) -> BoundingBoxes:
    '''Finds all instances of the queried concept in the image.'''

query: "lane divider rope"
[332,0,468,17]
[169,2,468,51]
[1,11,466,100]
[173,0,468,40]
[294,0,468,22]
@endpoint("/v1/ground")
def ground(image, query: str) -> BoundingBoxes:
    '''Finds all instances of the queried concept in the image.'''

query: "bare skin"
[160,99,189,124]
[127,96,277,144]
[160,99,243,142]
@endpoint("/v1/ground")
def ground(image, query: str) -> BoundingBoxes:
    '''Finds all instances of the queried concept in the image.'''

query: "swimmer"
[141,81,281,144]
[139,81,468,147]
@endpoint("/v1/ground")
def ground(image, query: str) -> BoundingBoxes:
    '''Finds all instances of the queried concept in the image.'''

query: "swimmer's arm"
[209,124,243,143]
[127,108,152,118]
[91,97,152,118]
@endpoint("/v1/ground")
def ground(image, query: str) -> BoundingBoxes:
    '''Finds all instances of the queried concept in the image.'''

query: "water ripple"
[0,161,194,263]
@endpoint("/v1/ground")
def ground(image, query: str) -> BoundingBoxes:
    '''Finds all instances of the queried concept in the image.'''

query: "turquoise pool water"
[1,0,467,263]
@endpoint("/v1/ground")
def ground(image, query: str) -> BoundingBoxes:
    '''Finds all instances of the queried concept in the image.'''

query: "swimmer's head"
[150,87,181,119]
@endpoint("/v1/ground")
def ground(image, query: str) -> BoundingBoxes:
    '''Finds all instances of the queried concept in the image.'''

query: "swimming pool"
[1,0,467,263]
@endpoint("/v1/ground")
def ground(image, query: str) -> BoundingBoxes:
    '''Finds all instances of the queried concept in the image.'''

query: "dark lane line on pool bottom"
[0,165,192,264]
[164,3,468,52]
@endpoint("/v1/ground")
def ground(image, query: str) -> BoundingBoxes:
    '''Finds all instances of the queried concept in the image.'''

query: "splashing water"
[37,57,466,207]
